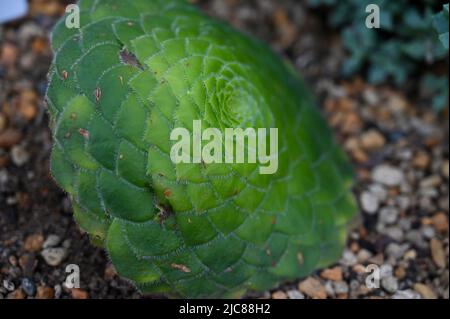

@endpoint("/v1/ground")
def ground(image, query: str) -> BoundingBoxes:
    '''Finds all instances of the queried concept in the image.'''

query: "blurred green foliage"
[308,0,449,111]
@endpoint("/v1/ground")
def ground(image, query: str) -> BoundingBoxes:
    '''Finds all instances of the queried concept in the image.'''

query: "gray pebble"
[382,226,404,241]
[11,145,29,167]
[357,249,372,263]
[21,278,36,296]
[420,175,441,188]
[62,239,71,249]
[43,235,61,249]
[399,217,412,231]
[0,170,8,186]
[381,276,398,294]
[396,196,411,210]
[372,165,404,186]
[379,207,399,225]
[368,183,388,202]
[421,226,435,239]
[380,264,394,277]
[360,191,379,214]
[333,281,349,295]
[341,250,357,266]
[325,281,335,297]
[406,230,426,248]
[287,290,305,299]
[392,289,421,299]
[54,284,62,299]
[385,243,409,260]
[41,248,67,266]
[3,279,15,292]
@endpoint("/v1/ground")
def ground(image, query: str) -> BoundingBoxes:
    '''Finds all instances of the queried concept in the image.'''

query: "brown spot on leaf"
[163,189,172,198]
[171,263,191,273]
[94,87,102,103]
[78,128,90,139]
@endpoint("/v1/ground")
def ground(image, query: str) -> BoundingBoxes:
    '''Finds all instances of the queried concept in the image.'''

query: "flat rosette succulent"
[47,0,357,298]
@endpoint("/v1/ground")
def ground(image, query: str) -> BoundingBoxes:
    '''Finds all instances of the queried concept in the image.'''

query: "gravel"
[381,276,399,294]
[21,278,36,296]
[40,247,67,266]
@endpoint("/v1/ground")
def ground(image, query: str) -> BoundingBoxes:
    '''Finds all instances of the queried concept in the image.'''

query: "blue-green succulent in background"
[308,0,449,111]
[434,4,449,49]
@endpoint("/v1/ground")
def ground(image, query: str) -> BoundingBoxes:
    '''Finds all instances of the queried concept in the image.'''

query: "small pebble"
[11,145,30,166]
[18,253,36,275]
[383,227,404,242]
[286,290,304,299]
[381,276,398,294]
[3,279,15,292]
[360,129,386,151]
[380,264,394,277]
[414,283,437,299]
[298,277,327,299]
[385,243,409,260]
[372,165,404,186]
[368,184,388,202]
[412,151,431,169]
[360,191,379,214]
[21,278,36,296]
[43,234,61,248]
[341,250,357,266]
[333,281,349,295]
[442,160,449,179]
[321,267,343,281]
[379,207,399,225]
[392,290,421,299]
[404,249,417,260]
[356,249,372,263]
[54,285,62,299]
[394,266,407,280]
[431,212,448,233]
[41,247,67,266]
[421,226,435,239]
[420,175,441,189]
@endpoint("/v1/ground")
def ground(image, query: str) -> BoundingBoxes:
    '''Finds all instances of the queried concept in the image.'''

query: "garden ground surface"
[0,0,448,299]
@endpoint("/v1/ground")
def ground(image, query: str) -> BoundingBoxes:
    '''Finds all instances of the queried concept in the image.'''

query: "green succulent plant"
[46,0,357,298]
